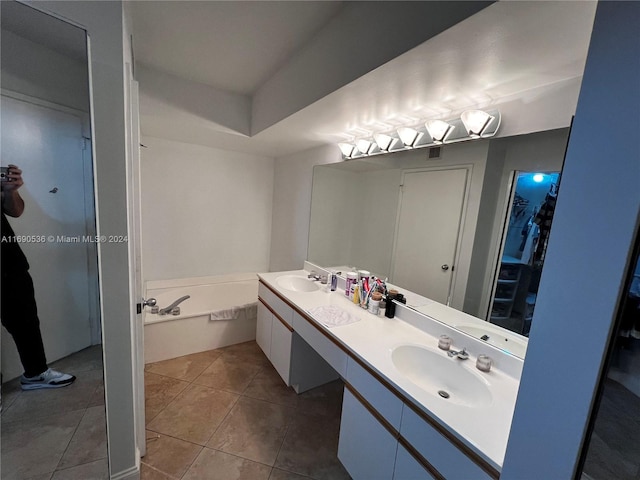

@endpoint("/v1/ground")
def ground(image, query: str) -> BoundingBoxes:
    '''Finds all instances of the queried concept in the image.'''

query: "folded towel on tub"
[210,308,239,321]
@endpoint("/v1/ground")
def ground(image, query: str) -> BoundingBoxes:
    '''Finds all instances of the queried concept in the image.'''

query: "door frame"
[123,63,146,458]
[389,165,472,306]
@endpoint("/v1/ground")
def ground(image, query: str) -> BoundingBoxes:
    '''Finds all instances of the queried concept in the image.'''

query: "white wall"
[502,1,640,477]
[0,29,90,112]
[307,166,360,270]
[269,144,342,272]
[141,136,274,281]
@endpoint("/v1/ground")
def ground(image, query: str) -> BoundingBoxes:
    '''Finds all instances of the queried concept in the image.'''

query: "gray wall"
[502,2,640,477]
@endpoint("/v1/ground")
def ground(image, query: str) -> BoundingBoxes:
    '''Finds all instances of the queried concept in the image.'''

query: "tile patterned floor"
[1,345,108,480]
[582,378,640,480]
[142,341,350,480]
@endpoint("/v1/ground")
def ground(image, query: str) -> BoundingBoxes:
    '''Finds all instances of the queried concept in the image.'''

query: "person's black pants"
[1,269,48,377]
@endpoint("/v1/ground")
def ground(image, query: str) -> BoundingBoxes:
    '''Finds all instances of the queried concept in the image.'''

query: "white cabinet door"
[338,389,397,480]
[400,406,493,480]
[256,301,272,357]
[270,315,292,385]
[394,444,435,480]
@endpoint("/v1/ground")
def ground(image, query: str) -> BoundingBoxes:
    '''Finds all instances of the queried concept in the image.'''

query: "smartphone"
[0,166,9,182]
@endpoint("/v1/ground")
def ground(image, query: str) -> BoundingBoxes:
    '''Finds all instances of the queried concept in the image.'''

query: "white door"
[391,168,468,304]
[1,93,98,379]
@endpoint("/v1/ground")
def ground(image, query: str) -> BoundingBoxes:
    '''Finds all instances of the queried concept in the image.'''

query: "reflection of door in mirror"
[392,168,469,304]
[489,171,560,335]
[0,1,107,478]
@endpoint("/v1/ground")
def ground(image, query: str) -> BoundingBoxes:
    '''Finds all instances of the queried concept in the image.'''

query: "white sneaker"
[20,368,76,390]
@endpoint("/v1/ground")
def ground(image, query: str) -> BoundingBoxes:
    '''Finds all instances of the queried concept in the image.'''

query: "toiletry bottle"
[385,290,398,318]
[345,272,357,297]
[384,295,396,318]
[369,292,382,315]
[330,273,337,291]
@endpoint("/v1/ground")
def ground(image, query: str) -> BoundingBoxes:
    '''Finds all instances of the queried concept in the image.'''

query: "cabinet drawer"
[258,282,293,327]
[400,406,493,480]
[292,311,347,377]
[346,357,403,430]
[338,388,397,480]
[394,444,436,480]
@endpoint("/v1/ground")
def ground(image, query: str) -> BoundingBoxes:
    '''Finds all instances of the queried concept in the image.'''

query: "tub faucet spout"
[158,295,191,315]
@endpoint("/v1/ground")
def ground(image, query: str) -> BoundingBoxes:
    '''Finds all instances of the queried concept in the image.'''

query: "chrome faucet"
[447,347,469,360]
[158,295,191,315]
[307,271,321,281]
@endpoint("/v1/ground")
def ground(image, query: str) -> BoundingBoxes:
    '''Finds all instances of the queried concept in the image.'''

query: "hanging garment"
[534,193,557,264]
[521,223,540,266]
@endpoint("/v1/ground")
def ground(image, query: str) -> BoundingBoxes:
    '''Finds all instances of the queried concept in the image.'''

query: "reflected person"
[1,164,75,389]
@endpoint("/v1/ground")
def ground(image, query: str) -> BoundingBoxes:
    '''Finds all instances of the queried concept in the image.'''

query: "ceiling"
[130,1,597,157]
[2,1,598,158]
[1,0,86,62]
[130,1,344,95]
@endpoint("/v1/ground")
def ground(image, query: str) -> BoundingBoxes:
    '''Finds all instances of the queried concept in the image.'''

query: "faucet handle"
[143,297,157,307]
[476,354,492,372]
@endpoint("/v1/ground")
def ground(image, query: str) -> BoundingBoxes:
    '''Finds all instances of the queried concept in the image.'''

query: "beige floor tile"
[296,380,344,418]
[50,345,104,374]
[1,377,22,413]
[1,369,104,422]
[58,406,108,470]
[140,463,177,480]
[50,458,109,480]
[88,382,106,408]
[269,468,314,480]
[1,411,83,480]
[207,396,292,465]
[144,371,190,423]
[274,410,349,480]
[22,474,53,480]
[243,366,299,407]
[142,431,202,478]
[193,356,262,394]
[183,448,272,480]
[146,384,238,445]
[219,341,271,367]
[145,350,223,382]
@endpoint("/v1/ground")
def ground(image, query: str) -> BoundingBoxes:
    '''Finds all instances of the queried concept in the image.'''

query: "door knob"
[441,264,450,271]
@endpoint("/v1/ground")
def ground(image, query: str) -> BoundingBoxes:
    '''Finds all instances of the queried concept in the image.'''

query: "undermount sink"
[391,345,492,408]
[276,275,320,293]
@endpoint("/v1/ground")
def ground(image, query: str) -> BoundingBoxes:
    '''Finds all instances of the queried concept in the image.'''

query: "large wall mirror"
[1,1,107,477]
[308,128,570,359]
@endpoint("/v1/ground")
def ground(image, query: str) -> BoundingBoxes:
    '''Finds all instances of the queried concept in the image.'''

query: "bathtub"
[143,273,258,363]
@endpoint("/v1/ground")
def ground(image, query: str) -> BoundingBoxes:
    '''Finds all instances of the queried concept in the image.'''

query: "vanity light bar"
[341,110,500,159]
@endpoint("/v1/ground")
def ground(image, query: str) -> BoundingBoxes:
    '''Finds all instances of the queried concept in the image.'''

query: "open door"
[488,171,560,335]
[125,63,146,457]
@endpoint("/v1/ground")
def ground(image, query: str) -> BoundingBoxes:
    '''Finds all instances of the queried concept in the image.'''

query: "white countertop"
[258,269,522,471]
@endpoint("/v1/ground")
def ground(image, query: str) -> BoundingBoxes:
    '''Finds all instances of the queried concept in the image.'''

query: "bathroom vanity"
[257,266,522,480]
